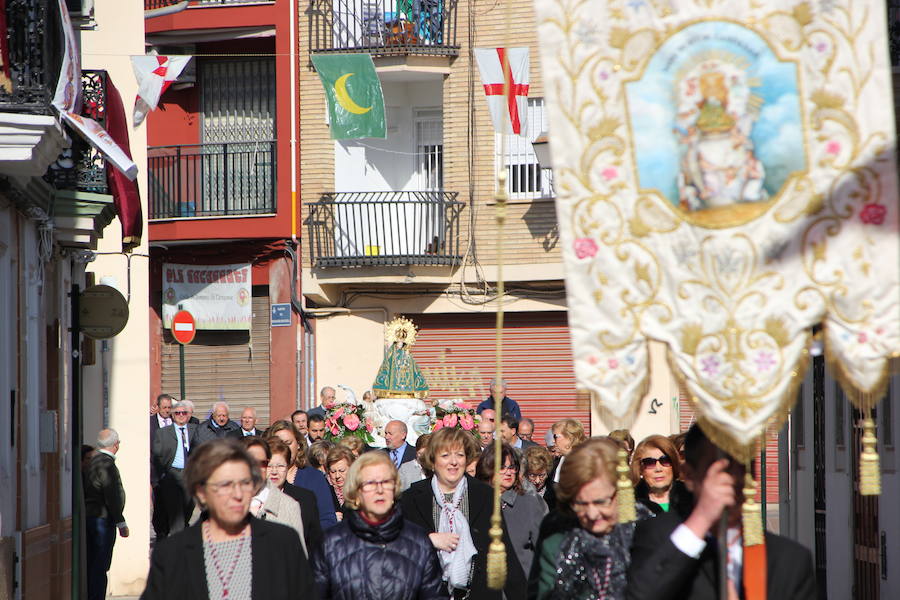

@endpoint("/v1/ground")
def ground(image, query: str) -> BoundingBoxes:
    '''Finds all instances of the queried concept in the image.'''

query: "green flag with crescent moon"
[312,54,386,140]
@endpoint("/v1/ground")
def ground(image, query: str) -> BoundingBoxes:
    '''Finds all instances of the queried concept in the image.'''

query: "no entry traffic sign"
[171,310,196,345]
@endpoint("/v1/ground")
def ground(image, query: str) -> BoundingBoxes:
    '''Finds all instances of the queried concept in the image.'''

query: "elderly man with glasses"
[151,401,199,539]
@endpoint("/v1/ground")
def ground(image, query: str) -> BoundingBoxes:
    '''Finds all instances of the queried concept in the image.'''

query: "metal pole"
[179,343,186,401]
[71,284,84,599]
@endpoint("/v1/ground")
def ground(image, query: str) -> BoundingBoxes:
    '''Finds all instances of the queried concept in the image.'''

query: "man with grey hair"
[85,428,128,600]
[306,386,334,420]
[240,406,260,436]
[518,417,536,442]
[152,401,199,537]
[196,400,242,444]
[383,420,416,467]
[476,378,522,421]
[181,398,200,424]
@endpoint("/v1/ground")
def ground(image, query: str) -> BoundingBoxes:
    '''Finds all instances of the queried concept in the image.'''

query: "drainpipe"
[289,0,299,244]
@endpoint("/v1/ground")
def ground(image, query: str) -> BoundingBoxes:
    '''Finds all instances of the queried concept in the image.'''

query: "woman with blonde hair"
[266,420,337,530]
[630,434,692,516]
[308,440,335,473]
[141,439,315,599]
[401,427,526,599]
[531,438,650,600]
[548,419,587,486]
[310,451,447,599]
[337,435,365,458]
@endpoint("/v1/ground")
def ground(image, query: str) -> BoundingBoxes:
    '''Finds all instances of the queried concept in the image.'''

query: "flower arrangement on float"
[431,398,477,435]
[323,399,375,443]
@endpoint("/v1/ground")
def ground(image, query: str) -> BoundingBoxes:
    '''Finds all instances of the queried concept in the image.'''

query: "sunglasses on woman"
[640,455,672,469]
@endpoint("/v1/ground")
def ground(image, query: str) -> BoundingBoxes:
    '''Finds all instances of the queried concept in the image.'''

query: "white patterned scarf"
[431,476,477,589]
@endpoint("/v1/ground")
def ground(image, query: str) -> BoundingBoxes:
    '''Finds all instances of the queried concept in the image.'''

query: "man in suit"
[240,406,261,436]
[306,386,334,420]
[149,393,173,447]
[626,424,816,600]
[84,429,129,600]
[151,401,198,538]
[383,420,416,468]
[499,414,537,452]
[195,401,242,444]
[518,417,536,442]
[181,399,200,424]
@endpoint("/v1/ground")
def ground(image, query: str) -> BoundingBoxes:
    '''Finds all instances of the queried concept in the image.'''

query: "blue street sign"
[271,303,292,327]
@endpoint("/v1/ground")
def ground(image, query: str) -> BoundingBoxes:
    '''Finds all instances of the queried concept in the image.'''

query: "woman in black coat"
[141,439,315,600]
[400,427,527,600]
[311,451,447,600]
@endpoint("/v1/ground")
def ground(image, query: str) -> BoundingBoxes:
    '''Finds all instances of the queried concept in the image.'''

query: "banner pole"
[179,343,186,401]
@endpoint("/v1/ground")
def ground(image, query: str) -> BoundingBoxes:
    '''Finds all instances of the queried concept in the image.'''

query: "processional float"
[521,0,899,598]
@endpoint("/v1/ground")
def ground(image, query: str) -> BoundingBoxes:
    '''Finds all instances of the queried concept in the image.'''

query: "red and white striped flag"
[131,55,192,127]
[474,47,530,137]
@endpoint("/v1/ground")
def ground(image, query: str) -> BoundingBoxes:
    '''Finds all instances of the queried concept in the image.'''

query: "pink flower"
[324,417,334,430]
[324,400,335,410]
[454,401,472,410]
[601,167,618,181]
[574,237,598,259]
[432,419,444,431]
[859,203,886,225]
[858,332,868,343]
[342,413,360,431]
[443,414,459,428]
[333,406,345,419]
[460,414,475,431]
[330,425,340,436]
[608,358,619,369]
[365,418,374,433]
[825,140,841,155]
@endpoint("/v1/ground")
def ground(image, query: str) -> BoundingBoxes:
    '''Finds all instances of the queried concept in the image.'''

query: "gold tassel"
[742,471,764,546]
[860,415,881,496]
[486,516,507,589]
[616,449,636,523]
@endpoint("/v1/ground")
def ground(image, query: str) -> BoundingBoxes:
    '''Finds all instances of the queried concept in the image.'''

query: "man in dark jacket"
[626,424,816,600]
[84,429,129,600]
[152,403,198,538]
[195,401,242,445]
[476,379,521,421]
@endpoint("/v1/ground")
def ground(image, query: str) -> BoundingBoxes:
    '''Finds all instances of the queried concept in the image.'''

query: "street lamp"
[531,132,552,170]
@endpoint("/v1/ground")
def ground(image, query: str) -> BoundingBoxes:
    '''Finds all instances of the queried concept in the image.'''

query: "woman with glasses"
[325,446,355,521]
[240,437,307,554]
[475,443,547,577]
[267,438,323,554]
[530,438,650,600]
[630,434,693,516]
[141,439,315,599]
[266,420,338,531]
[401,427,526,600]
[523,445,555,509]
[310,451,447,599]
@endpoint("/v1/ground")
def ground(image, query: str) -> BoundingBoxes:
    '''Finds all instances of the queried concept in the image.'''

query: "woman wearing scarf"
[529,437,651,600]
[401,427,527,600]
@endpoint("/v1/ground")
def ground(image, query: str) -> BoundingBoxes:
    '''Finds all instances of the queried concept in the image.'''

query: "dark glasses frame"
[640,455,673,469]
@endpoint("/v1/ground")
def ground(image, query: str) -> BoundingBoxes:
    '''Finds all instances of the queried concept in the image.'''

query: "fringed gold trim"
[664,342,809,465]
[742,471,764,546]
[616,449,636,523]
[486,524,507,590]
[860,415,881,496]
[822,322,893,412]
[373,390,429,399]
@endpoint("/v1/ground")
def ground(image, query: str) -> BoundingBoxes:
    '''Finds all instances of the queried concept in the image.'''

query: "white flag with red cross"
[131,55,192,127]
[474,47,530,137]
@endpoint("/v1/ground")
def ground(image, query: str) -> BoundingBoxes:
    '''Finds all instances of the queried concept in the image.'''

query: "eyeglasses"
[571,491,617,513]
[268,463,288,471]
[360,478,396,492]
[640,455,673,470]
[204,478,255,496]
[526,472,548,482]
[173,410,187,415]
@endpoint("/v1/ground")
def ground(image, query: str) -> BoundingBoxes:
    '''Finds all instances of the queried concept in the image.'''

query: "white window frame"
[495,97,554,200]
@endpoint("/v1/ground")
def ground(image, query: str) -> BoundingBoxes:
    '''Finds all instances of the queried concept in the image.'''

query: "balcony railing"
[144,0,270,9]
[148,141,277,220]
[307,191,463,267]
[0,0,64,114]
[310,0,459,57]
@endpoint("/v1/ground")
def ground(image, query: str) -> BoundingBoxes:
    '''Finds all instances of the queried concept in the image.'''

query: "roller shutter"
[412,312,590,445]
[161,288,271,427]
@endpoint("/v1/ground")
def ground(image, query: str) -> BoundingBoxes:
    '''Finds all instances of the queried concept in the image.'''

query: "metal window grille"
[199,58,276,215]
[415,108,443,191]
[496,97,554,200]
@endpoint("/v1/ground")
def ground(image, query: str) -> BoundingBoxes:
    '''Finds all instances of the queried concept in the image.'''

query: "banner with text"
[162,263,252,331]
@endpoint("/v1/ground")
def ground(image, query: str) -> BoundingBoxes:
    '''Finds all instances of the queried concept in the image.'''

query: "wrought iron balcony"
[145,0,273,8]
[0,0,64,114]
[310,0,459,57]
[148,141,277,220]
[307,191,463,267]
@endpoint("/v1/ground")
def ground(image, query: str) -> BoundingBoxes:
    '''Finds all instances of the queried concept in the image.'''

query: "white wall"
[0,200,15,537]
[81,0,152,594]
[334,80,442,192]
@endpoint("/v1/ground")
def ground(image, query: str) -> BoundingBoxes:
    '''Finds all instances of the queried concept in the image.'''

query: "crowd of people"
[81,384,817,600]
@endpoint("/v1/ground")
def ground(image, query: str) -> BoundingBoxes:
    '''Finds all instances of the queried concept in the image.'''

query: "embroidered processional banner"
[532,0,900,458]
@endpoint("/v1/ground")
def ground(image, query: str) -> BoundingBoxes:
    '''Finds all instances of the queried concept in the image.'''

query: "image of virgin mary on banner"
[531,0,900,466]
